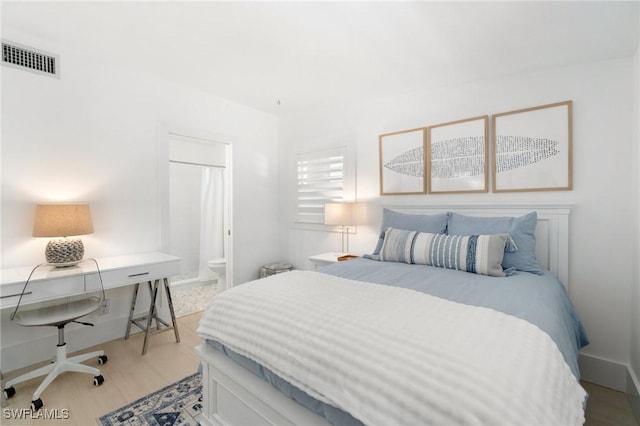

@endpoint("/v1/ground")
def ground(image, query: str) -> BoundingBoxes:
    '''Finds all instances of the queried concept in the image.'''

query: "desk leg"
[126,277,180,355]
[124,283,141,340]
[163,278,180,343]
[146,281,161,331]
[142,280,160,355]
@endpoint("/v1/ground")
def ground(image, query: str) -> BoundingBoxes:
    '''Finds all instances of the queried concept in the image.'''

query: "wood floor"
[1,311,638,426]
[1,313,201,425]
[582,381,638,426]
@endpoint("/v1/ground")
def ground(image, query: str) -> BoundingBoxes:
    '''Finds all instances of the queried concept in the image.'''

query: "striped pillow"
[379,227,513,277]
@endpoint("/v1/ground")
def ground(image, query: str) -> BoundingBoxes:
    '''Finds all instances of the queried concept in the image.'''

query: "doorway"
[169,161,225,286]
[159,129,233,315]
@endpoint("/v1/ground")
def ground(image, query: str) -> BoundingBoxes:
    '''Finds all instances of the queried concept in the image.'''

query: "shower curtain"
[198,167,225,286]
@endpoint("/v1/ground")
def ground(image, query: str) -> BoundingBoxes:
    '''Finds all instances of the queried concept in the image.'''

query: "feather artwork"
[495,136,560,173]
[384,135,559,180]
[384,137,485,179]
[430,136,485,179]
[383,146,424,177]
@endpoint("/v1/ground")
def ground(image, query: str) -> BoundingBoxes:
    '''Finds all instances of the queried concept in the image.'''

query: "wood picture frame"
[379,127,426,195]
[492,101,573,192]
[427,115,489,194]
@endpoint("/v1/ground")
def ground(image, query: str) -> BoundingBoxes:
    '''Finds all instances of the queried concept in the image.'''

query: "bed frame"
[195,203,572,426]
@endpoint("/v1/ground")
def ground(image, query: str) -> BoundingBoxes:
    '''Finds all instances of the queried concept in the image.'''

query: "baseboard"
[579,352,640,424]
[628,367,640,425]
[579,353,629,391]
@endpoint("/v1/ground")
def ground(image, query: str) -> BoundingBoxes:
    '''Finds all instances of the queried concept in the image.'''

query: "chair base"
[4,343,105,402]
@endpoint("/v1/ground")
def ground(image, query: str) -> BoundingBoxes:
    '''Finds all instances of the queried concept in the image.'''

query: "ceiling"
[2,1,639,115]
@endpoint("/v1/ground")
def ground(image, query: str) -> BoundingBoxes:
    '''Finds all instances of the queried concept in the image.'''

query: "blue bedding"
[206,259,588,425]
[321,258,588,378]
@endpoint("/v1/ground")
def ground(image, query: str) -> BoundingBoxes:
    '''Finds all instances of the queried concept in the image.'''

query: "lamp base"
[45,238,84,266]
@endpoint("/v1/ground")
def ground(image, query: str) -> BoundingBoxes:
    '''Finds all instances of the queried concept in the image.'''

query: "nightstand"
[308,253,359,270]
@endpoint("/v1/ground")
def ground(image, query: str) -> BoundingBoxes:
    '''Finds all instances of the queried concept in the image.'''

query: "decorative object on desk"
[98,372,202,426]
[427,115,489,194]
[324,202,364,253]
[337,254,359,262]
[32,203,94,266]
[492,100,573,192]
[379,127,427,195]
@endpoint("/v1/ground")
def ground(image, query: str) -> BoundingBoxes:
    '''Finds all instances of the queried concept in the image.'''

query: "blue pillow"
[446,211,542,274]
[379,227,513,277]
[372,209,449,255]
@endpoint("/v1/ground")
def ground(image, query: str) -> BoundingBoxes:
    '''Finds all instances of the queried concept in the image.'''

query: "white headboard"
[384,204,572,290]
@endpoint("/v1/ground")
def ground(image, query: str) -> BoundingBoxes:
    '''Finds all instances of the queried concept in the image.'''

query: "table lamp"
[33,203,94,266]
[324,202,363,254]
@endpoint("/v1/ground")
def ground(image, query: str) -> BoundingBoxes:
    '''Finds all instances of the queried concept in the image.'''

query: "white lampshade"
[324,202,364,226]
[324,203,349,225]
[324,202,364,254]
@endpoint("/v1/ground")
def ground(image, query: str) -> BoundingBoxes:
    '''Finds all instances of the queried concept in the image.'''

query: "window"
[295,147,346,224]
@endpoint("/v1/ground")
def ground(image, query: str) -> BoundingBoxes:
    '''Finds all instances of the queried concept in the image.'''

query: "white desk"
[0,252,180,311]
[1,252,181,357]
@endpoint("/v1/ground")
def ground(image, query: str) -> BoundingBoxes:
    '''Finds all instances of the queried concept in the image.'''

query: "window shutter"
[296,147,345,224]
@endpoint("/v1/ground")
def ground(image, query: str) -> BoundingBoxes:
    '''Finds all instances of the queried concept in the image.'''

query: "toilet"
[207,258,226,286]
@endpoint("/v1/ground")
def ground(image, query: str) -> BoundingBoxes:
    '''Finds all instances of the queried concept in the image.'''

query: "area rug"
[172,283,217,318]
[97,372,202,426]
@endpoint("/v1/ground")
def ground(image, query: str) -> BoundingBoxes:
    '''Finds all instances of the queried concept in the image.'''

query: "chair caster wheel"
[98,355,108,365]
[93,375,105,386]
[3,386,15,400]
[31,398,43,411]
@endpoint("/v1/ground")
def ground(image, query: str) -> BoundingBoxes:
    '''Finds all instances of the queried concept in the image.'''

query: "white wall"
[1,29,281,279]
[280,58,636,387]
[631,44,640,403]
[1,29,281,371]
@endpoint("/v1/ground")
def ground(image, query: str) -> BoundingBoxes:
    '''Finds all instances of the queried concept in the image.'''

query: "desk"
[0,252,180,310]
[0,252,181,356]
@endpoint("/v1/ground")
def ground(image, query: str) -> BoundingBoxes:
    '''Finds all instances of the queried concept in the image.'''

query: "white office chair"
[3,260,108,411]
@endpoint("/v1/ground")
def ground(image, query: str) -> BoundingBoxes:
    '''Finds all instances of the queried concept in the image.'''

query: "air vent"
[2,40,59,78]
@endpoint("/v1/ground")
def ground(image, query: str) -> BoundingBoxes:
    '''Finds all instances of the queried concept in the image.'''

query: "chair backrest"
[10,258,106,325]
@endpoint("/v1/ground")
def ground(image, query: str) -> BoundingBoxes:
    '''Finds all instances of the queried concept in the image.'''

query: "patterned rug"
[97,373,202,426]
[172,283,217,318]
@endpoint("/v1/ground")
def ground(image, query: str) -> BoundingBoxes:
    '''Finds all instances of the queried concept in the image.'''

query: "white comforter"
[197,270,586,425]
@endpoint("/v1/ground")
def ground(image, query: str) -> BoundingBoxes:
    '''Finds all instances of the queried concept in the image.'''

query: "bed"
[195,204,589,426]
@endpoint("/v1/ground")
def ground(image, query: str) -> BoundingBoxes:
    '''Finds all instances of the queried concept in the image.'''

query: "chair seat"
[15,297,102,327]
[4,262,108,409]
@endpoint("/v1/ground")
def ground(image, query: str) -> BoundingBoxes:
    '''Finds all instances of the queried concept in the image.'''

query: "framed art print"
[427,115,488,194]
[379,127,426,195]
[492,101,573,192]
